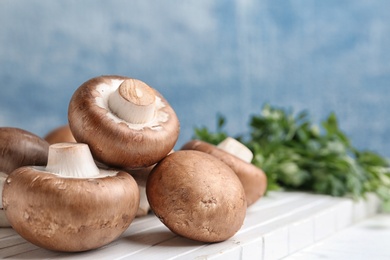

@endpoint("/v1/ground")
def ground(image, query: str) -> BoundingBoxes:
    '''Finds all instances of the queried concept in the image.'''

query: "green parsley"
[193,104,390,203]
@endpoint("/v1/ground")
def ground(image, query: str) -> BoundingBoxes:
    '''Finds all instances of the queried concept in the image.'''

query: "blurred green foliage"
[193,104,390,202]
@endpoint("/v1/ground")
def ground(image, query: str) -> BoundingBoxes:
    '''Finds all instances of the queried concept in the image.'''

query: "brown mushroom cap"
[68,75,180,169]
[2,167,139,252]
[181,139,267,207]
[146,150,246,243]
[44,125,76,144]
[0,127,49,174]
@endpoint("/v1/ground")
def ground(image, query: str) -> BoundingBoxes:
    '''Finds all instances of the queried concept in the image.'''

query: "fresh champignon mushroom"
[0,127,49,174]
[126,149,174,217]
[68,75,180,169]
[2,142,139,252]
[125,150,174,217]
[217,137,254,162]
[181,138,267,207]
[146,150,246,243]
[0,127,49,227]
[92,165,151,218]
[44,124,76,144]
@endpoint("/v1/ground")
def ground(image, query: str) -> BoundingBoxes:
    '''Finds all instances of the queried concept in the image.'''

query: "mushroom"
[0,127,49,227]
[84,162,152,218]
[127,165,154,217]
[44,124,76,144]
[68,75,180,169]
[126,149,174,217]
[146,150,247,243]
[2,142,139,252]
[181,137,267,207]
[0,127,49,174]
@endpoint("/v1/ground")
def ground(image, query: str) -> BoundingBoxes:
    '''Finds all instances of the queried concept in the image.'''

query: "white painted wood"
[0,192,383,259]
[352,193,381,223]
[313,207,336,241]
[334,199,354,231]
[288,218,314,254]
[285,214,390,260]
[240,237,263,260]
[263,226,289,260]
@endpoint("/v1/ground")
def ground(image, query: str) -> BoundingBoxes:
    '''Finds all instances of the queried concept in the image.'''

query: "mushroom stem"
[45,143,100,178]
[137,186,150,216]
[0,172,10,227]
[108,79,156,124]
[217,137,253,163]
[0,172,6,209]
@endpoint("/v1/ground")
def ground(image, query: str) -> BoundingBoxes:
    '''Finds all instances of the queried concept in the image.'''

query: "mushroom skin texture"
[87,160,153,218]
[44,125,76,144]
[68,75,180,169]
[126,150,174,217]
[146,150,247,243]
[2,143,140,252]
[0,127,49,228]
[181,139,267,207]
[0,127,49,174]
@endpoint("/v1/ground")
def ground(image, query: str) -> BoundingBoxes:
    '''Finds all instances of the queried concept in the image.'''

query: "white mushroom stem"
[217,137,253,163]
[45,143,100,178]
[108,79,156,124]
[137,186,150,216]
[0,172,6,209]
[0,172,10,227]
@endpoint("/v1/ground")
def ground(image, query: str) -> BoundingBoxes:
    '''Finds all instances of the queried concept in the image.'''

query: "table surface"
[286,213,390,260]
[0,191,383,259]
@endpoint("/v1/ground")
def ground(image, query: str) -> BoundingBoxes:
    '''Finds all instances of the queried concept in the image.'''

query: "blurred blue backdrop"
[1,0,389,157]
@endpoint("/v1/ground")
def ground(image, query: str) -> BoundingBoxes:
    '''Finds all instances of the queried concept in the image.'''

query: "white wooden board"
[0,192,382,259]
[285,213,390,260]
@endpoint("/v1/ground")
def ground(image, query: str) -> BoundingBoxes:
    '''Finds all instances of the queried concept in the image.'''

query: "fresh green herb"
[193,104,390,202]
[193,113,229,145]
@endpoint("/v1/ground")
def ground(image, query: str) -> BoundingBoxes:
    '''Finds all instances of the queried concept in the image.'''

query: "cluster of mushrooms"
[0,75,267,252]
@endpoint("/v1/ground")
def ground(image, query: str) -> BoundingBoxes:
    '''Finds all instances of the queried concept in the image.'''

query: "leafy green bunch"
[194,104,390,202]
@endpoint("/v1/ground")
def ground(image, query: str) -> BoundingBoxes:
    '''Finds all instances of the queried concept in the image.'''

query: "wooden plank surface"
[285,213,390,260]
[0,192,382,259]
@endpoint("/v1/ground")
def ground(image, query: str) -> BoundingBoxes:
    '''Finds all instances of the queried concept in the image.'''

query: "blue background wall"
[1,1,389,157]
